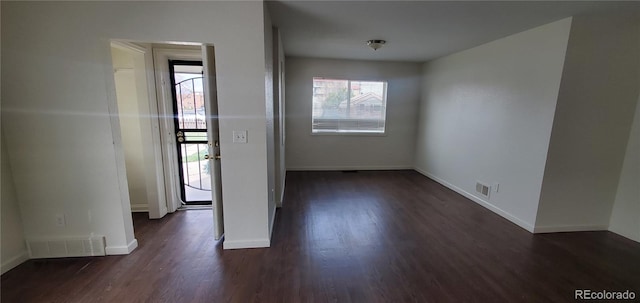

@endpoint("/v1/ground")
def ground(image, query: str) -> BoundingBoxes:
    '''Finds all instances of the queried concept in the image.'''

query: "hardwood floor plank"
[2,170,639,302]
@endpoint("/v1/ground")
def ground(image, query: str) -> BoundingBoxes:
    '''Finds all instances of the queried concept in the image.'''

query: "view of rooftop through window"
[312,78,388,133]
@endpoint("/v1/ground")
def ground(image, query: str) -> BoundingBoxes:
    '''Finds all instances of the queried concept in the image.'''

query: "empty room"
[1,1,639,302]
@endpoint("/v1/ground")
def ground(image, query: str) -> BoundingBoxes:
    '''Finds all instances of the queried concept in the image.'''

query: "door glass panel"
[170,61,211,205]
[179,143,211,202]
[183,131,208,142]
[174,65,206,130]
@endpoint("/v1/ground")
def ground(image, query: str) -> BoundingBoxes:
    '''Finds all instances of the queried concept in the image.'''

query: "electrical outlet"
[55,214,66,227]
[233,130,247,143]
[493,183,500,193]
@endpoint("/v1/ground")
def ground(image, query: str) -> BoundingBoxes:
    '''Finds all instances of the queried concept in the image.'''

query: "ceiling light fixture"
[367,39,386,51]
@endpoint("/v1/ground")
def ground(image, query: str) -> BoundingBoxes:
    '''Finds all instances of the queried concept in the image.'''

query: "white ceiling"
[267,1,640,62]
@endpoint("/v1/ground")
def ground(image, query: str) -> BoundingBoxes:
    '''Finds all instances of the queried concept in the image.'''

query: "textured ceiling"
[267,1,640,62]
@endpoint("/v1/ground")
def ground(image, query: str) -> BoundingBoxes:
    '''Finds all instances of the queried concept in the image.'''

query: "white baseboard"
[413,167,535,233]
[608,228,640,243]
[269,206,277,238]
[276,173,286,208]
[105,239,138,255]
[287,165,413,171]
[223,238,270,250]
[1,251,29,275]
[534,224,608,233]
[130,204,149,213]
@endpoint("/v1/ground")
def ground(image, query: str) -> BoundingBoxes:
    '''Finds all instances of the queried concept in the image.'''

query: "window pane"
[312,78,387,134]
[312,78,349,120]
[349,81,386,120]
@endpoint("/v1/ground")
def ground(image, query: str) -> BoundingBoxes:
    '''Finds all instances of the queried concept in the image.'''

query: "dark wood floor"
[2,170,639,302]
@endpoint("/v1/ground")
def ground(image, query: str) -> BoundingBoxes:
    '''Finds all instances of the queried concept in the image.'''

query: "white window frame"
[311,77,388,135]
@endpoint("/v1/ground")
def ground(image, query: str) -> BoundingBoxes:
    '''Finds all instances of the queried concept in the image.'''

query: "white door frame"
[110,40,168,219]
[152,47,203,213]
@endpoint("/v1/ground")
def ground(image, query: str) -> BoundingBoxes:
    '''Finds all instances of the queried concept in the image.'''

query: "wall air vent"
[476,181,491,199]
[27,235,106,259]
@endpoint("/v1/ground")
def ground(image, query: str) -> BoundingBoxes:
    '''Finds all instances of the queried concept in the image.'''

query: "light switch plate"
[233,130,247,143]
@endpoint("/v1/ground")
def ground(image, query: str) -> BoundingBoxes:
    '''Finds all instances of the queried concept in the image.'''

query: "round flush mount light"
[367,39,386,51]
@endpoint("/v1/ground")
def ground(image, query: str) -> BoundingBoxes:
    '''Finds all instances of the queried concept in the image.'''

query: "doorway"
[153,45,225,240]
[109,41,224,246]
[110,41,168,219]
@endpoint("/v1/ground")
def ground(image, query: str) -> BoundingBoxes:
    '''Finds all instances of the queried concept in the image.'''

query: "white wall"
[273,28,286,207]
[535,14,640,232]
[111,47,148,212]
[414,18,572,231]
[285,57,421,170]
[609,92,640,242]
[264,5,277,237]
[2,1,271,252]
[1,131,29,273]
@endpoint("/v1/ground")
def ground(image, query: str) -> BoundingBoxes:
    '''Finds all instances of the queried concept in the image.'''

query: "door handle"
[204,154,221,160]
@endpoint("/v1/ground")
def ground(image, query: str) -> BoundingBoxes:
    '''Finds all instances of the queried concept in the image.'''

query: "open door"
[202,45,224,240]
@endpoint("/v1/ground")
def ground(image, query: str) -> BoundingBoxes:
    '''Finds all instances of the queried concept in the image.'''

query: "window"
[312,78,388,134]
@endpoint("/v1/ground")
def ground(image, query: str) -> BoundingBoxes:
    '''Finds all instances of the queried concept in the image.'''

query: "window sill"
[311,131,387,137]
